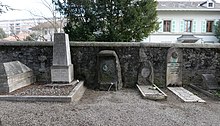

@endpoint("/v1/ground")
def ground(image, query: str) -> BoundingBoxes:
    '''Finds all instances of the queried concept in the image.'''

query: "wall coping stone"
[1,41,220,48]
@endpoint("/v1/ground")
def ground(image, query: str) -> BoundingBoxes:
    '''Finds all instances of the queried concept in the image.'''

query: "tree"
[0,2,13,14]
[0,28,6,39]
[53,0,159,42]
[27,0,64,33]
[24,33,38,41]
[215,20,220,43]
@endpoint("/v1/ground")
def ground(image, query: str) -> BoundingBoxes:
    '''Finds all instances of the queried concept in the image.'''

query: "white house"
[144,0,220,43]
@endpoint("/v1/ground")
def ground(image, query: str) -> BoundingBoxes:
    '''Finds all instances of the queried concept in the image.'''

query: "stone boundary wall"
[1,41,220,88]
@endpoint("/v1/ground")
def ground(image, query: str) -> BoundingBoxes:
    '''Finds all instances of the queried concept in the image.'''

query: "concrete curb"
[0,81,86,102]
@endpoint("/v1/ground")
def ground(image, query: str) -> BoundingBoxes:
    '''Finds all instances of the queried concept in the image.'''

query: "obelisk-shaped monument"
[51,33,74,83]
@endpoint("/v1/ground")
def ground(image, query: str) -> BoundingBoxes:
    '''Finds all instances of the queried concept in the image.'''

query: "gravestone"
[166,47,182,87]
[51,33,74,83]
[0,61,35,94]
[201,74,220,90]
[137,60,154,85]
[137,49,167,100]
[97,50,122,91]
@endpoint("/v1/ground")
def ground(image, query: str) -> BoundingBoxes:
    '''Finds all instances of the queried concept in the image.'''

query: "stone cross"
[51,33,74,83]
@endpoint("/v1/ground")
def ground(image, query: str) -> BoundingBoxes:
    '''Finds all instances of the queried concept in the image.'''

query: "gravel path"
[0,88,220,126]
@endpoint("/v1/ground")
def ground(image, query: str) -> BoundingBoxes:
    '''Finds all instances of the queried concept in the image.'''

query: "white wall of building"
[143,11,220,43]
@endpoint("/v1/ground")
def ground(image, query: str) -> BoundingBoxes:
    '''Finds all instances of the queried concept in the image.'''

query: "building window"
[208,2,214,8]
[184,20,192,32]
[206,21,214,32]
[163,20,171,32]
[45,30,48,35]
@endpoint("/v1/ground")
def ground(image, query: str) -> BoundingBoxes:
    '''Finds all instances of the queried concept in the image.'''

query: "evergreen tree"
[215,20,220,43]
[53,0,158,42]
[0,28,6,39]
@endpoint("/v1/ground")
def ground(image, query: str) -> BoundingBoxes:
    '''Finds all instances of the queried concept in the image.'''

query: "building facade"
[0,18,49,36]
[144,0,220,43]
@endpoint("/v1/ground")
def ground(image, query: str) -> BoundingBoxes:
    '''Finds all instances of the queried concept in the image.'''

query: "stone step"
[168,87,205,103]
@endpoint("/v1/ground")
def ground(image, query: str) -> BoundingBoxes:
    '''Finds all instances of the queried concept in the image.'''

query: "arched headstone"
[97,50,122,91]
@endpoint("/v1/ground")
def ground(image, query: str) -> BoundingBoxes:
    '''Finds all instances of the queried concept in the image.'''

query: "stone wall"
[0,41,220,89]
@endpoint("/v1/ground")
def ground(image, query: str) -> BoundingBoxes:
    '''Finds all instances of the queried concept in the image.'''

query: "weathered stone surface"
[168,87,205,103]
[166,47,183,87]
[201,74,220,90]
[0,61,35,93]
[97,50,122,91]
[137,60,154,85]
[51,33,74,83]
[51,65,74,83]
[137,84,167,100]
[0,42,220,89]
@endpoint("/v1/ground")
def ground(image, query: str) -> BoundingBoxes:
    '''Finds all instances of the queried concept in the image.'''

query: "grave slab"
[137,84,167,100]
[168,87,205,103]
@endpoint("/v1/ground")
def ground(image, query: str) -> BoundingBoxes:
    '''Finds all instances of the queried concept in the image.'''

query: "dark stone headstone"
[201,74,220,90]
[166,47,182,87]
[51,33,74,83]
[97,50,122,91]
[0,61,35,94]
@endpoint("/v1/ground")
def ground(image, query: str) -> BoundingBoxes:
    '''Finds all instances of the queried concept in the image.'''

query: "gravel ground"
[0,88,220,126]
[7,84,76,96]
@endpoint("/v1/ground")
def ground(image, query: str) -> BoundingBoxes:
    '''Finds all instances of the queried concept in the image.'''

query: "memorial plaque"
[97,50,122,91]
[201,74,220,90]
[51,33,74,83]
[166,47,182,87]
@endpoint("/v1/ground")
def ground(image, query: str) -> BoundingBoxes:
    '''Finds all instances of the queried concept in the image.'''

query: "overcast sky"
[0,0,52,20]
[0,0,219,20]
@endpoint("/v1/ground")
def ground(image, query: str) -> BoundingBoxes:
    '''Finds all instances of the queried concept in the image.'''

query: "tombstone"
[166,47,182,87]
[201,74,220,90]
[137,61,154,85]
[136,60,167,100]
[0,61,35,94]
[97,50,122,91]
[136,49,167,100]
[51,33,74,83]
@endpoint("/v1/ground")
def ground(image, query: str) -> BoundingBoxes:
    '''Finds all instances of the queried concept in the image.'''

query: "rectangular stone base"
[0,76,36,94]
[51,64,74,83]
[0,61,36,94]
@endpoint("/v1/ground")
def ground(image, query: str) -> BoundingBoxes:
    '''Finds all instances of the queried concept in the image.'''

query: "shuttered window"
[184,20,192,32]
[163,20,171,32]
[206,21,214,32]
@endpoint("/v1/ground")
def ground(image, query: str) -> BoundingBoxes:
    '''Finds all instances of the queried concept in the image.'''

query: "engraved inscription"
[52,69,68,80]
[167,63,181,74]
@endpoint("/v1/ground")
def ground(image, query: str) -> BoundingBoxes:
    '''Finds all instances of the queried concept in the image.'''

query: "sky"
[0,0,53,20]
[0,0,220,20]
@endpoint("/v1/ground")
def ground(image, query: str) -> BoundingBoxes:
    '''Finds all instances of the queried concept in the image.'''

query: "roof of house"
[157,0,220,11]
[31,20,63,30]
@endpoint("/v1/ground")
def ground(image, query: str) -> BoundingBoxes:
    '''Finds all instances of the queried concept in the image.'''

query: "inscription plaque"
[166,47,182,87]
